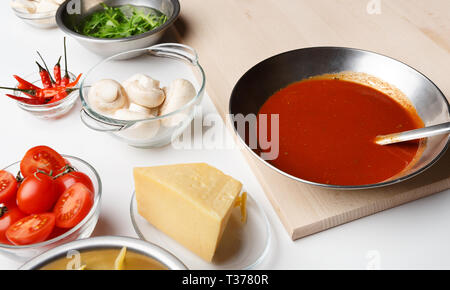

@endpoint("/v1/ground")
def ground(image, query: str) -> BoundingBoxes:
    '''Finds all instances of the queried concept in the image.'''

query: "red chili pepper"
[54,56,62,86]
[37,51,55,86]
[0,86,37,96]
[60,76,70,87]
[21,91,36,99]
[13,75,41,91]
[48,91,68,104]
[66,74,82,88]
[47,75,80,103]
[36,62,53,89]
[5,94,45,105]
[10,87,36,99]
[61,37,70,87]
[37,87,65,99]
[1,86,61,100]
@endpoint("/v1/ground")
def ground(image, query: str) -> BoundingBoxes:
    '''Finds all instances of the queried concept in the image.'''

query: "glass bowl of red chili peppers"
[11,71,78,119]
[3,38,82,119]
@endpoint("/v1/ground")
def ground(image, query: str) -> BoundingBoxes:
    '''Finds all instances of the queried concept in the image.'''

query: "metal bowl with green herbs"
[76,3,168,39]
[56,0,180,58]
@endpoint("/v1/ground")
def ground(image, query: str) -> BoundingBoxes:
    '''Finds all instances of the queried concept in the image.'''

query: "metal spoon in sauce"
[375,122,450,145]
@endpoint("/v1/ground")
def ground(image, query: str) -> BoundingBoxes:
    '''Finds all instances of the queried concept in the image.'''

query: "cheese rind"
[234,192,248,223]
[134,163,243,262]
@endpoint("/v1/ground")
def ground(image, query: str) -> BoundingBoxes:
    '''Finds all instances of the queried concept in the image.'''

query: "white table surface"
[1,3,450,270]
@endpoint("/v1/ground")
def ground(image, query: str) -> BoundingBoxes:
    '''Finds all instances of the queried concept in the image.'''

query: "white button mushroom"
[88,79,129,116]
[35,0,60,13]
[114,108,151,120]
[10,0,37,13]
[159,79,197,127]
[123,74,165,109]
[113,108,160,140]
[129,102,160,116]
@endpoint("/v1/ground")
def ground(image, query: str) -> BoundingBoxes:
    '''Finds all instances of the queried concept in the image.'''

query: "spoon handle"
[375,122,450,145]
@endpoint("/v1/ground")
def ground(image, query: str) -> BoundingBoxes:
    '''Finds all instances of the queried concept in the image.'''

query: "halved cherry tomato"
[6,213,55,245]
[53,183,94,229]
[0,170,18,204]
[55,171,94,197]
[48,226,69,240]
[20,146,66,178]
[17,172,58,214]
[0,204,26,244]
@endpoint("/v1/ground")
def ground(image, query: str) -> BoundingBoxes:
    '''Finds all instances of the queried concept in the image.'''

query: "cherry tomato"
[48,226,69,240]
[17,172,58,214]
[6,213,55,245]
[0,204,26,244]
[2,199,17,209]
[53,183,94,229]
[0,170,18,204]
[63,158,71,166]
[55,171,94,197]
[20,146,66,178]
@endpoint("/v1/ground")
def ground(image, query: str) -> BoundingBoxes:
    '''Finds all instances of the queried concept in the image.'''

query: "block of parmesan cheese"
[134,163,243,262]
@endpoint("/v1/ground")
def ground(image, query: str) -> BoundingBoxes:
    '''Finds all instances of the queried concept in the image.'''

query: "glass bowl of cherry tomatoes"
[0,146,102,261]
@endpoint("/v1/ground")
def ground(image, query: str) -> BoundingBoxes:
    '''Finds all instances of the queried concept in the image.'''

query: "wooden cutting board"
[174,0,450,240]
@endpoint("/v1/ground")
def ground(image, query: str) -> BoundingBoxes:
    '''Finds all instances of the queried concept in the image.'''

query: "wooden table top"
[175,0,450,240]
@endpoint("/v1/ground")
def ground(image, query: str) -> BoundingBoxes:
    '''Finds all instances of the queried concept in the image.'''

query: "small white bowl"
[11,0,59,29]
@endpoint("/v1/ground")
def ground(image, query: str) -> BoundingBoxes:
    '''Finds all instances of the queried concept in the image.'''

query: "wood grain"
[175,0,450,240]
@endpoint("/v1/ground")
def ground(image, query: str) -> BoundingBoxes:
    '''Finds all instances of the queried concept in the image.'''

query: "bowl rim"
[229,46,450,190]
[78,43,206,126]
[19,235,188,270]
[55,0,180,43]
[0,154,102,249]
[13,71,78,110]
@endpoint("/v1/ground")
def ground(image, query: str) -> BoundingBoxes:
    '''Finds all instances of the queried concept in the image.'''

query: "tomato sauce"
[257,78,424,186]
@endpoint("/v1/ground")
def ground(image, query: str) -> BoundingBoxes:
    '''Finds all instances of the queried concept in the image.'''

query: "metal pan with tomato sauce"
[229,47,450,189]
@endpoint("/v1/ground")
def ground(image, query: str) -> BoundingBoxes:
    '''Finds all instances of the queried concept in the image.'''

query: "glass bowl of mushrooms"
[79,43,205,148]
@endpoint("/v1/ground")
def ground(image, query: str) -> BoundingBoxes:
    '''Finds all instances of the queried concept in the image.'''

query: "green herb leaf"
[77,3,167,39]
